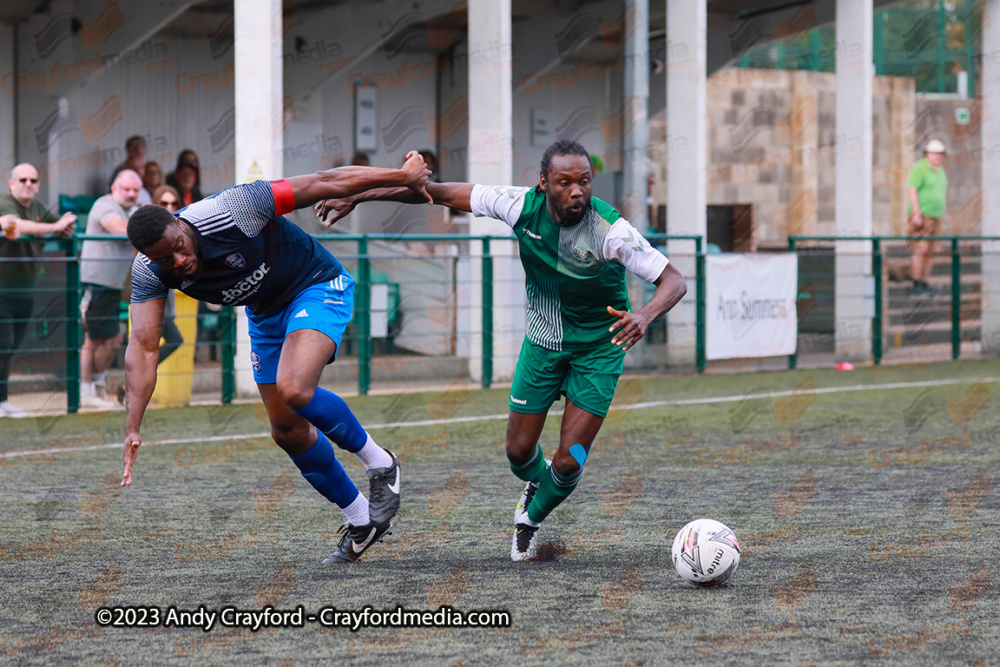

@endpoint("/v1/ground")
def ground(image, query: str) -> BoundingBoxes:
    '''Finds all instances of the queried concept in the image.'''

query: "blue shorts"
[247,272,354,385]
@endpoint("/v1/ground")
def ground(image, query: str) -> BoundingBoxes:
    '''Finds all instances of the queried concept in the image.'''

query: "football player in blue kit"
[121,151,432,563]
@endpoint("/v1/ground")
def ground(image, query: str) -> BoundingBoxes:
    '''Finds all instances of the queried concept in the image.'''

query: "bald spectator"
[79,169,142,407]
[0,164,76,417]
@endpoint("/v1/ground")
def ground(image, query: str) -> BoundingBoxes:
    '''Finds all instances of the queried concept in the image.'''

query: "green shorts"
[508,338,626,418]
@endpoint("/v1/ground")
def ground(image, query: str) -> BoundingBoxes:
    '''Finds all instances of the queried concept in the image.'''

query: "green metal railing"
[787,235,1000,369]
[646,234,705,373]
[53,232,707,410]
[326,233,705,392]
[62,234,241,412]
[63,235,81,413]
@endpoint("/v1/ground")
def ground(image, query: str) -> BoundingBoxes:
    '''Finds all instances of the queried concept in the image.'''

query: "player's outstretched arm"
[121,298,165,487]
[609,264,687,350]
[314,182,475,226]
[286,150,434,210]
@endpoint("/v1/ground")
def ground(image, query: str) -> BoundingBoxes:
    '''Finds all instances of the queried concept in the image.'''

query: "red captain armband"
[270,179,296,216]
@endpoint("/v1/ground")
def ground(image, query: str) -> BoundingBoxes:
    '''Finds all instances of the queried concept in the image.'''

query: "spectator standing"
[170,163,202,207]
[79,170,143,407]
[907,139,948,296]
[143,161,164,194]
[109,136,147,189]
[167,150,204,204]
[150,186,183,366]
[0,164,76,416]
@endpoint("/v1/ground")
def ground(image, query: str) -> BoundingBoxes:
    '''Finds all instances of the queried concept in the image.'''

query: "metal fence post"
[357,235,371,396]
[872,237,883,367]
[937,0,947,93]
[788,236,798,370]
[965,0,977,97]
[221,306,236,404]
[874,11,885,75]
[695,237,705,373]
[64,236,81,413]
[951,237,961,359]
[481,237,493,389]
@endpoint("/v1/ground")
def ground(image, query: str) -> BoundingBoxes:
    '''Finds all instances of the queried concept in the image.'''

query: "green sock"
[509,443,547,484]
[527,466,582,525]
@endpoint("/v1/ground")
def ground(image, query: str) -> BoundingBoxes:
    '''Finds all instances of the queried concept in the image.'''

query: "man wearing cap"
[907,139,948,296]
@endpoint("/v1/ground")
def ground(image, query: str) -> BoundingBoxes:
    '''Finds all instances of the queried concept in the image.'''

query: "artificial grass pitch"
[0,358,997,664]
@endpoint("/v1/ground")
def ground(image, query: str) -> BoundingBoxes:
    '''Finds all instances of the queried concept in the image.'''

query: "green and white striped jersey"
[471,184,669,350]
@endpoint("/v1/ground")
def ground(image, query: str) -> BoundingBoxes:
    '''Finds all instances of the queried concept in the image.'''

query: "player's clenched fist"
[402,150,434,204]
[122,432,141,487]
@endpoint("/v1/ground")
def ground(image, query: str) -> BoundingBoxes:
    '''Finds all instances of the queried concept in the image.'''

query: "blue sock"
[290,432,359,508]
[294,387,367,452]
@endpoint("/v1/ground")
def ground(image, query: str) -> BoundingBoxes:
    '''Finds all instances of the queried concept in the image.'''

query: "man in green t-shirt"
[0,163,77,417]
[907,139,948,296]
[315,140,688,561]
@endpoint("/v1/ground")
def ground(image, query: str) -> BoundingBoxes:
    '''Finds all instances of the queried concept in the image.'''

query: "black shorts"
[81,284,122,340]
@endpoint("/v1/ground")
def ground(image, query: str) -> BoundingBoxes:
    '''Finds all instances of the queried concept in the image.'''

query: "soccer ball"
[671,519,741,586]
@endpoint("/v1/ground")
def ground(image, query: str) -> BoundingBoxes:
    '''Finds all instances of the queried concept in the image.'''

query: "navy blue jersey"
[130,179,343,314]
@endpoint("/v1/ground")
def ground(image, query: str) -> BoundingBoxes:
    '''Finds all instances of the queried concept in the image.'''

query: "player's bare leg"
[257,382,316,457]
[510,401,605,560]
[275,328,398,561]
[551,400,605,481]
[507,411,549,560]
[506,411,548,474]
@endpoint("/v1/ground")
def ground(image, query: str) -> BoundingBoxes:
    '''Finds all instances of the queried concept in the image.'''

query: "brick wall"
[650,67,982,245]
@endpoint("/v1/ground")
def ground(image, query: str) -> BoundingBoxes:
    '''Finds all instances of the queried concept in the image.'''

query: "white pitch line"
[1,375,995,460]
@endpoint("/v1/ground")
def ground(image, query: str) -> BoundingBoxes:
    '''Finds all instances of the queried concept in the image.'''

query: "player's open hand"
[402,150,434,204]
[608,305,650,351]
[314,198,356,226]
[121,432,141,487]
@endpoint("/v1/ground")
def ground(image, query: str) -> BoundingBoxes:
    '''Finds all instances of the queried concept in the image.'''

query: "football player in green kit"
[316,140,687,560]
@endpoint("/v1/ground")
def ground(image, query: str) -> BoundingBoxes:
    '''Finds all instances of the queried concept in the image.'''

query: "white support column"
[467,0,522,383]
[235,0,283,182]
[624,0,651,369]
[981,0,1000,353]
[834,0,874,361]
[234,0,283,396]
[623,0,650,227]
[665,0,706,366]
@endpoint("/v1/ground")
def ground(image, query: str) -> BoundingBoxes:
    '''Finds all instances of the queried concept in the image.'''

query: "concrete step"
[886,303,983,326]
[884,321,980,348]
[887,282,981,299]
[884,262,982,279]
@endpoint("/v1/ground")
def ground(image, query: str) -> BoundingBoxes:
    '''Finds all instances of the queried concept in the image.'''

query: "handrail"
[51,232,709,400]
[70,233,708,242]
[786,234,991,369]
[789,234,1000,245]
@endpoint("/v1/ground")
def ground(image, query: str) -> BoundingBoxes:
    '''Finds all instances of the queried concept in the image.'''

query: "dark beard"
[555,198,591,226]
